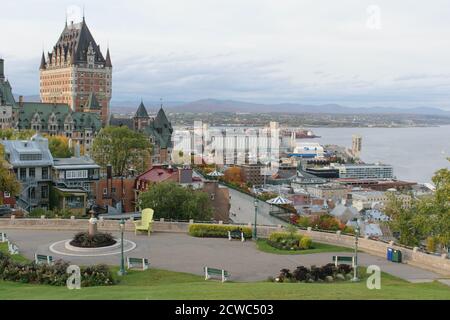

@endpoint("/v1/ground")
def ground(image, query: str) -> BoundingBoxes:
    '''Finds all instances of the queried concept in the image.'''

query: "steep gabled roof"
[134,101,149,118]
[49,19,106,66]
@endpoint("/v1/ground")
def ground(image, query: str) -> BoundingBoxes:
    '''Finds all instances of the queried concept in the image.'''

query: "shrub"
[70,232,116,248]
[189,224,252,239]
[275,263,352,283]
[0,252,115,287]
[299,236,312,249]
[268,231,302,243]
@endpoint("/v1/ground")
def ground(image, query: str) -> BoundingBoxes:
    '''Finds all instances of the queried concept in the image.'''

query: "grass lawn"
[0,242,29,263]
[0,244,449,299]
[256,239,354,255]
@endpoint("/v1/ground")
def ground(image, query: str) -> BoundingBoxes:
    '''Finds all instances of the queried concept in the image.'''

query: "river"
[299,125,450,183]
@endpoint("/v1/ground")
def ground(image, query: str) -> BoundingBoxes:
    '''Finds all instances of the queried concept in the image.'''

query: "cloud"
[2,0,450,109]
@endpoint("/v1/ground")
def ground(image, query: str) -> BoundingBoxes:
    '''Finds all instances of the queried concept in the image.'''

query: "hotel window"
[42,167,49,179]
[29,168,35,179]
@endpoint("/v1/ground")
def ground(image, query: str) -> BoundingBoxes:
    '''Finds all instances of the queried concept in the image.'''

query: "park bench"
[7,241,19,255]
[127,257,149,270]
[332,255,355,268]
[228,228,245,242]
[134,208,154,236]
[0,232,7,243]
[204,267,230,283]
[34,253,54,265]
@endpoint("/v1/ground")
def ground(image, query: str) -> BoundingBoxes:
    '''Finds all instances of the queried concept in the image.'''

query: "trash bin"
[387,247,393,261]
[392,249,402,263]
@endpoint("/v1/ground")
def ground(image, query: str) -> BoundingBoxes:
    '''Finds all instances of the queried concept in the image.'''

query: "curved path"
[4,229,445,283]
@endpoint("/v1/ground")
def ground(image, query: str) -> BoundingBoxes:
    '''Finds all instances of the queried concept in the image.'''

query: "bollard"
[336,230,341,236]
[160,218,165,222]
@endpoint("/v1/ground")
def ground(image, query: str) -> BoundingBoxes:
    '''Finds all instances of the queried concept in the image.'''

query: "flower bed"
[189,224,252,239]
[70,232,116,248]
[0,252,115,286]
[272,264,353,283]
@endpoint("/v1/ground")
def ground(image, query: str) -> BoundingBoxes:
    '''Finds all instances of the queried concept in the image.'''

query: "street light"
[253,197,258,240]
[351,225,360,282]
[117,218,126,276]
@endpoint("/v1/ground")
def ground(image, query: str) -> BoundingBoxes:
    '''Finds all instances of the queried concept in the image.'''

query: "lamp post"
[351,226,360,282]
[253,197,258,240]
[117,219,126,276]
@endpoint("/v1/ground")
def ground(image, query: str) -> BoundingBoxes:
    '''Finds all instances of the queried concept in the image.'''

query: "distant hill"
[17,95,450,116]
[168,99,450,116]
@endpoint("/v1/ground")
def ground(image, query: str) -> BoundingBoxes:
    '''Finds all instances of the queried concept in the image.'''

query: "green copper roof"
[0,79,16,106]
[135,101,149,118]
[16,102,101,131]
[144,107,173,149]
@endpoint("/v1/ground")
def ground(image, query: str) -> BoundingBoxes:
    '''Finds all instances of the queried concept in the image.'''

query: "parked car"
[0,206,12,217]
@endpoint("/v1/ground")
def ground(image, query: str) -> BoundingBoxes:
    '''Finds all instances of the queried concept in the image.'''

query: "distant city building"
[306,183,349,200]
[350,190,412,211]
[39,17,112,124]
[237,163,264,186]
[351,134,362,158]
[330,204,359,223]
[305,166,339,179]
[331,163,394,179]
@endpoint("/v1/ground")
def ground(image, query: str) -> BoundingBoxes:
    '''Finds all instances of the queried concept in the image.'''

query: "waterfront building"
[39,17,112,124]
[331,163,394,179]
[288,142,325,159]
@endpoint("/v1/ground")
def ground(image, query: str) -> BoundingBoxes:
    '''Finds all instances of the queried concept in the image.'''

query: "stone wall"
[1,217,448,276]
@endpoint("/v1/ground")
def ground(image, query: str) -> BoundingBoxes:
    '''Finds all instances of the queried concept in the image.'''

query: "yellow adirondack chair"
[134,208,154,236]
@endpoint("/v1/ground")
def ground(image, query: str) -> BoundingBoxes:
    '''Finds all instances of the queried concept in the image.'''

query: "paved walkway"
[4,229,446,283]
[229,188,288,226]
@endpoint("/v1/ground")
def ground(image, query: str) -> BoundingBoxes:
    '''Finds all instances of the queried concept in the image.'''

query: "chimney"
[19,95,24,108]
[0,59,4,81]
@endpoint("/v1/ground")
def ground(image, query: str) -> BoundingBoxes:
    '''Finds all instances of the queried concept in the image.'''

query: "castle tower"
[133,100,150,130]
[39,17,112,125]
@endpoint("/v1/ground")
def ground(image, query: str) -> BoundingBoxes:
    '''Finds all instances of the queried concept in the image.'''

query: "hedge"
[189,224,252,239]
[268,232,303,243]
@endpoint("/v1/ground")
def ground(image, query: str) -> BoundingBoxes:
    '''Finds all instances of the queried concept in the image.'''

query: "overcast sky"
[2,0,450,109]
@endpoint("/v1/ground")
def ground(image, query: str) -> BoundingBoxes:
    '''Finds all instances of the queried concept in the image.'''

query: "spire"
[40,51,46,70]
[105,47,112,67]
[135,100,149,118]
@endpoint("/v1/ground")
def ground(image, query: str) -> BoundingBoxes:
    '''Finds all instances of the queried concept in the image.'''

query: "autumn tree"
[0,145,20,205]
[224,167,243,184]
[45,135,73,158]
[91,126,151,176]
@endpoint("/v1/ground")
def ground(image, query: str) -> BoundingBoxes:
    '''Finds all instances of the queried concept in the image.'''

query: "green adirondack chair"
[134,208,154,236]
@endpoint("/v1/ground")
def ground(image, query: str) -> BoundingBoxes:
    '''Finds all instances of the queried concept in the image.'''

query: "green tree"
[0,145,20,204]
[387,161,450,250]
[139,182,212,221]
[91,126,151,176]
